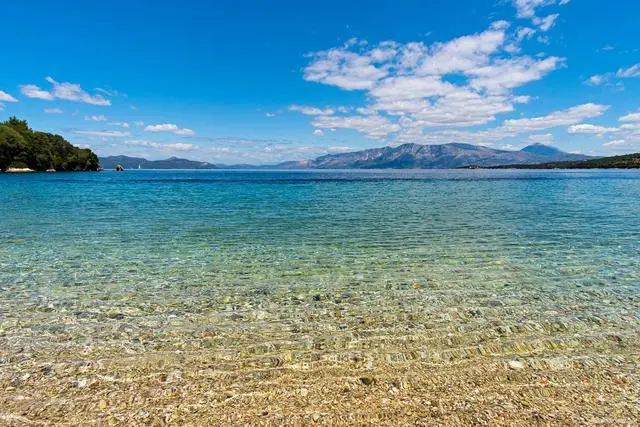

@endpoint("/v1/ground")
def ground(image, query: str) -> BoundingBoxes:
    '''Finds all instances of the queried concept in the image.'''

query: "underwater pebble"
[508,360,525,370]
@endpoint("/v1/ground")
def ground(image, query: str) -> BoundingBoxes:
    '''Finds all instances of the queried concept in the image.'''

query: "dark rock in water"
[107,313,125,320]
[467,309,482,317]
[312,294,322,301]
[359,376,375,386]
[115,164,125,172]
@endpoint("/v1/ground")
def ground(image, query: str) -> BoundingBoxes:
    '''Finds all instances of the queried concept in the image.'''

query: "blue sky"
[1,0,639,163]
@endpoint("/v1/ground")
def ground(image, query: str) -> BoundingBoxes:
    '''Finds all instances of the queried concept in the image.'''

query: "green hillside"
[0,117,100,172]
[486,152,640,169]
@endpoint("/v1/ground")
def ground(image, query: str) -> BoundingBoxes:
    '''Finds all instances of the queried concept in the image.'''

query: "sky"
[1,0,640,164]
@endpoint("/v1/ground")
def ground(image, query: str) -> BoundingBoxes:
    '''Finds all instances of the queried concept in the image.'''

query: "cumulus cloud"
[568,124,619,135]
[289,105,336,116]
[20,84,54,100]
[20,77,111,106]
[586,64,640,87]
[0,90,18,102]
[304,42,389,90]
[512,0,570,19]
[85,115,107,122]
[616,63,640,78]
[619,112,640,122]
[327,146,352,153]
[109,121,130,128]
[585,74,609,86]
[313,129,325,137]
[313,114,401,139]
[73,130,131,137]
[123,139,196,151]
[527,133,554,144]
[603,139,626,147]
[299,22,565,140]
[144,123,195,136]
[503,103,608,132]
[392,103,610,146]
[44,108,63,114]
[532,13,559,32]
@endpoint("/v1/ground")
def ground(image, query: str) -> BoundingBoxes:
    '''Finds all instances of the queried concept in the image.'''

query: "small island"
[0,117,100,172]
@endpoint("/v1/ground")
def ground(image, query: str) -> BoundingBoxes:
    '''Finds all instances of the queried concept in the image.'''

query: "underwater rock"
[359,376,375,385]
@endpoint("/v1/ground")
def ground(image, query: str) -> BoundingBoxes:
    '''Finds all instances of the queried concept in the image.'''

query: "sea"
[1,169,638,424]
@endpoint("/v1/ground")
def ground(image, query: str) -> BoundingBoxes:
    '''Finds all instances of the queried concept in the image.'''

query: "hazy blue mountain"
[99,156,219,170]
[274,143,591,169]
[100,143,591,170]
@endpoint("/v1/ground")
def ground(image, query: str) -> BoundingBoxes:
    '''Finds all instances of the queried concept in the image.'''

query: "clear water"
[1,169,639,424]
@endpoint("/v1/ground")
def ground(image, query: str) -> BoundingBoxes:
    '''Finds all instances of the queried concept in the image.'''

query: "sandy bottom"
[1,280,639,426]
[1,354,638,426]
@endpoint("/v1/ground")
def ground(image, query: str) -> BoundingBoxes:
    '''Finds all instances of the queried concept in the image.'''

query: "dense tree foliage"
[488,153,640,169]
[0,117,100,172]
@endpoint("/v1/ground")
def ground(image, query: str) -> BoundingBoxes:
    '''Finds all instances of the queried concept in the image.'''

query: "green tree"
[0,117,100,172]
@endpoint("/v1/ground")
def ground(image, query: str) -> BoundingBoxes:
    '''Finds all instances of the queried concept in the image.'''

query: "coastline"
[4,167,35,173]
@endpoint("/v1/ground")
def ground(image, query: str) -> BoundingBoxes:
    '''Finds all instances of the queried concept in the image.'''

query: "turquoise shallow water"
[0,169,639,423]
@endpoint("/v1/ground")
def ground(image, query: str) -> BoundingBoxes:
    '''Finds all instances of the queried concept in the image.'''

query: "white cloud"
[109,122,130,128]
[313,129,325,137]
[568,124,619,135]
[603,139,626,147]
[144,123,195,136]
[85,115,107,122]
[20,84,54,100]
[391,102,610,146]
[44,108,63,114]
[265,112,276,117]
[327,146,352,153]
[527,133,554,144]
[20,77,111,106]
[134,121,145,126]
[468,56,564,93]
[300,22,565,140]
[289,105,336,116]
[503,103,609,132]
[123,139,196,151]
[512,0,570,19]
[585,64,640,87]
[585,74,609,86]
[616,64,640,78]
[0,90,18,102]
[619,112,640,122]
[533,14,559,31]
[304,43,389,90]
[505,27,536,53]
[73,130,131,137]
[312,114,401,139]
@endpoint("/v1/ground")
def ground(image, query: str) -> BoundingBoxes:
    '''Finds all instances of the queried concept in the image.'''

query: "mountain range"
[99,143,591,170]
[99,155,221,170]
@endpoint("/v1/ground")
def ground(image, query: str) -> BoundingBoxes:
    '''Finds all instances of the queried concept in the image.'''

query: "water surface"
[1,169,638,425]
